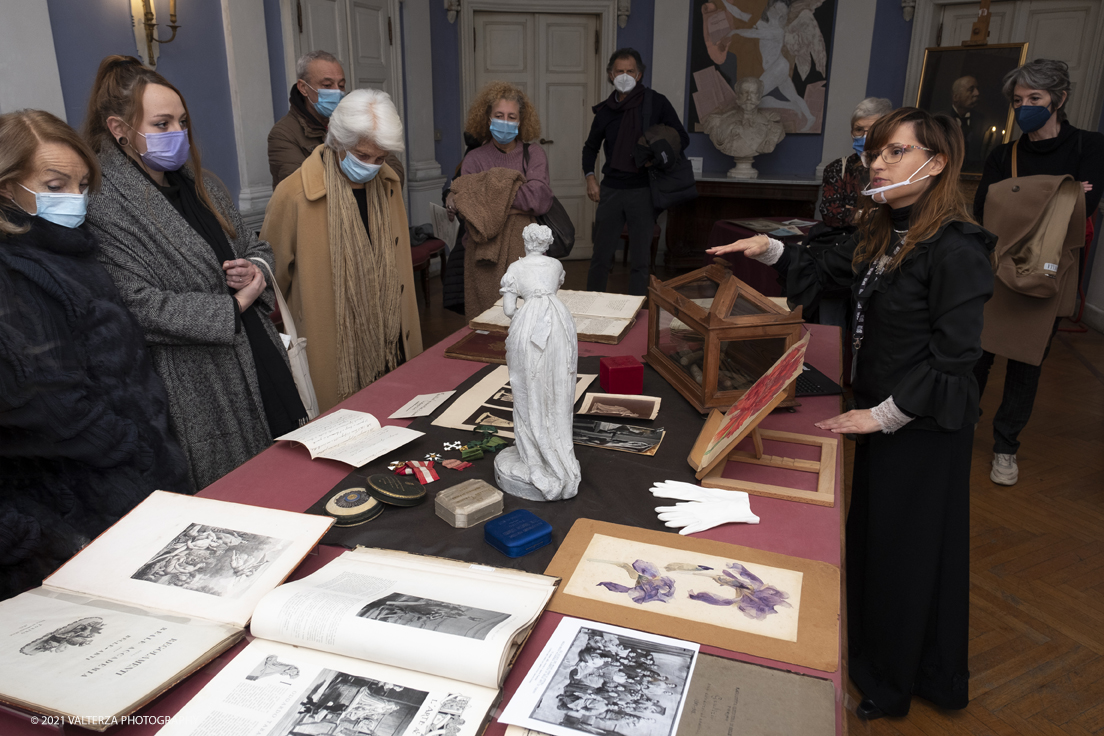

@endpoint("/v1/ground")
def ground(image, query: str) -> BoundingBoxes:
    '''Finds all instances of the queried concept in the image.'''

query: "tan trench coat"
[261,146,423,411]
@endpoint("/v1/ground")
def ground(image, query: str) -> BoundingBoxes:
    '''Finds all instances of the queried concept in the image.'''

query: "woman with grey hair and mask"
[262,88,423,413]
[972,59,1103,487]
[819,97,894,228]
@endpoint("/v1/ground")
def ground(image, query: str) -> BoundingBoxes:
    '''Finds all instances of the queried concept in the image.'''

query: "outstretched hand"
[705,233,770,258]
[815,409,882,435]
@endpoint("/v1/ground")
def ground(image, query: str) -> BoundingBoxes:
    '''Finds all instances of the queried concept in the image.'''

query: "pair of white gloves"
[650,480,759,535]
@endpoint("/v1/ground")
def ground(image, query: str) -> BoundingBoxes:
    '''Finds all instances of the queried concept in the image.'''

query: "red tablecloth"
[0,319,845,736]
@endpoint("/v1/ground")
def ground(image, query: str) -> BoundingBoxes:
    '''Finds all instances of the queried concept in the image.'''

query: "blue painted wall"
[264,0,290,121]
[46,0,241,199]
[865,0,913,105]
[430,4,463,180]
[616,0,655,89]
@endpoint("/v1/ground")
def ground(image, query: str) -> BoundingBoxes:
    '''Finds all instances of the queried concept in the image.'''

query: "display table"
[0,319,846,736]
[703,216,817,297]
[664,173,821,269]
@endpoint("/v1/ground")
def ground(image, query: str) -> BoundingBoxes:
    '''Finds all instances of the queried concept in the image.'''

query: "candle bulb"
[169,0,177,23]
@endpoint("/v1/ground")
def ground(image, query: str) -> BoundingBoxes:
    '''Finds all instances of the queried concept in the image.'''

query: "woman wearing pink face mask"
[83,56,306,491]
[709,108,995,719]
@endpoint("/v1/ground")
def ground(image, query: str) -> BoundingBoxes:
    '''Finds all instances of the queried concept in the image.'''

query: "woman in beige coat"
[262,89,422,412]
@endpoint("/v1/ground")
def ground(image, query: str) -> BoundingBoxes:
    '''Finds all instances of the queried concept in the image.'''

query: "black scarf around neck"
[600,85,646,173]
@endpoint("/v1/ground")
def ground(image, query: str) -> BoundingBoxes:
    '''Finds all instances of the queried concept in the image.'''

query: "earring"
[118,136,129,147]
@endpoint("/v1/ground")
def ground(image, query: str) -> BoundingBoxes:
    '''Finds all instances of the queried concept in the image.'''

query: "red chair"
[410,238,447,309]
[620,223,662,270]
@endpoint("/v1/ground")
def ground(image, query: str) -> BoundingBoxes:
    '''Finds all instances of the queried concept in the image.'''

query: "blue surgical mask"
[1015,104,1052,133]
[340,152,382,183]
[306,83,344,118]
[19,183,87,228]
[852,135,866,157]
[489,118,519,145]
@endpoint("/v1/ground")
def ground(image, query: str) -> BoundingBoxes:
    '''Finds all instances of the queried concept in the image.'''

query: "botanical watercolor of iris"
[562,534,803,643]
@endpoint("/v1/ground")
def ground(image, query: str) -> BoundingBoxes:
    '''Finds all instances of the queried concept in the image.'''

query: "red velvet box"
[599,356,644,394]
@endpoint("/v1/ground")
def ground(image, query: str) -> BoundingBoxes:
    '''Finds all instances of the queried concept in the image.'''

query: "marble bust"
[702,76,786,179]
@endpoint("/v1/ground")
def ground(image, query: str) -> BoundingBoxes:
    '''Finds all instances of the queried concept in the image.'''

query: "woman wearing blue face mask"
[83,56,307,491]
[0,110,189,600]
[972,59,1104,487]
[262,88,423,412]
[445,81,553,318]
[819,97,893,228]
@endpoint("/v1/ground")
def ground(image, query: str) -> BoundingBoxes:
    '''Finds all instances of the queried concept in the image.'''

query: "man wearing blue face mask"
[268,51,406,189]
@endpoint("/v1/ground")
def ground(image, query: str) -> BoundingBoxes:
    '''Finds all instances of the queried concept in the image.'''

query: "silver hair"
[851,97,893,128]
[296,50,340,81]
[1002,59,1071,122]
[325,88,405,153]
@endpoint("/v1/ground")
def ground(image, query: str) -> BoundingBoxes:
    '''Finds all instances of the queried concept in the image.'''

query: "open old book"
[469,290,646,345]
[159,547,559,736]
[0,491,333,731]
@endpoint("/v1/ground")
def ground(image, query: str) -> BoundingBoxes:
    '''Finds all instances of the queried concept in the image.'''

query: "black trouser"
[587,185,655,296]
[972,317,1061,454]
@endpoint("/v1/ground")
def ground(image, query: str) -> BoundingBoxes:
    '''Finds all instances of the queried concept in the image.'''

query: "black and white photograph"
[484,388,515,410]
[915,43,1029,175]
[246,654,301,681]
[573,420,665,456]
[131,523,291,598]
[522,625,696,736]
[263,670,429,736]
[20,617,105,656]
[356,593,511,641]
[578,394,661,421]
[465,406,514,429]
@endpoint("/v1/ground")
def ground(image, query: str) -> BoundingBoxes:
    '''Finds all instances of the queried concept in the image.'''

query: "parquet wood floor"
[414,262,1104,735]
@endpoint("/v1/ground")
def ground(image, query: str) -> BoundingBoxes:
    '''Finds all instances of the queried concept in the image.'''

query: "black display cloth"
[305,357,713,573]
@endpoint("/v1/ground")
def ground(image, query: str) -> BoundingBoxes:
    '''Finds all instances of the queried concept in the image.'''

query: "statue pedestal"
[727,157,759,179]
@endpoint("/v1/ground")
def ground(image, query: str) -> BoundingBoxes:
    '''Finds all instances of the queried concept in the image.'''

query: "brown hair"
[464,81,541,145]
[83,55,236,238]
[0,109,102,236]
[853,107,974,270]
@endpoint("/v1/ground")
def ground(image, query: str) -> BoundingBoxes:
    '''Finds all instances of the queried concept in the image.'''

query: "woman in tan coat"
[262,88,422,412]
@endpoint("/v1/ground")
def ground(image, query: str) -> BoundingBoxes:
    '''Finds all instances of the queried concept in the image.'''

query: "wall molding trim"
[816,0,878,179]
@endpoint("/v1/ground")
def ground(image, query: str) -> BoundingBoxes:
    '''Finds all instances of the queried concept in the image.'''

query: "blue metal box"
[484,509,552,558]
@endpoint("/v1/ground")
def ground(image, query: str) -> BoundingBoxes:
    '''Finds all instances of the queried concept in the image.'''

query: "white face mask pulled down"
[860,156,934,204]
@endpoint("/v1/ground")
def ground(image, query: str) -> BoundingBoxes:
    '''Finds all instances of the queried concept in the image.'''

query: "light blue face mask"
[852,135,866,157]
[340,152,382,183]
[19,184,87,228]
[489,118,519,145]
[305,83,344,118]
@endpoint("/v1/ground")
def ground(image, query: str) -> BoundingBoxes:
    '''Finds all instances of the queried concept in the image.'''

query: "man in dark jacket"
[268,50,404,188]
[583,48,689,296]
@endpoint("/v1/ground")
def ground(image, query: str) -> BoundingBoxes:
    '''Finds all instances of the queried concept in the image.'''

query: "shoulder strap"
[1011,138,1019,179]
[248,257,298,343]
[643,88,654,130]
[522,142,530,175]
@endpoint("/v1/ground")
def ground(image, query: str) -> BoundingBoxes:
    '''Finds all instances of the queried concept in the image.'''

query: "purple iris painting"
[592,559,676,604]
[687,562,791,620]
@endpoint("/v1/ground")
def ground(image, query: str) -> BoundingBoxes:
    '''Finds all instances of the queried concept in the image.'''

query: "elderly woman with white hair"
[262,88,423,412]
[819,96,894,228]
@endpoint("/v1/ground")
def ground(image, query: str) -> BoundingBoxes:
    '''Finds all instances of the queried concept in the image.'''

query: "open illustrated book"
[0,491,333,731]
[469,290,645,345]
[159,547,560,736]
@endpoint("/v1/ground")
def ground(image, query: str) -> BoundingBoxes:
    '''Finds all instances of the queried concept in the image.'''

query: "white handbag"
[249,257,320,421]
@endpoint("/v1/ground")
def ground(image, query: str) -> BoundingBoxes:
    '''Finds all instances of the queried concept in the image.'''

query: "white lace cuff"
[870,397,914,434]
[749,237,785,266]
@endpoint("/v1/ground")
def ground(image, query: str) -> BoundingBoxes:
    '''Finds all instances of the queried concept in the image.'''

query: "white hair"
[296,50,340,81]
[851,97,893,128]
[325,88,405,154]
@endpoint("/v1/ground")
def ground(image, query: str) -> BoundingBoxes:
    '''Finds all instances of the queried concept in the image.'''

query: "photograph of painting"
[578,393,661,421]
[499,618,698,736]
[356,593,511,641]
[696,334,808,472]
[130,523,291,598]
[690,0,835,134]
[545,520,840,672]
[262,669,434,736]
[563,534,802,642]
[915,43,1029,175]
[572,420,665,456]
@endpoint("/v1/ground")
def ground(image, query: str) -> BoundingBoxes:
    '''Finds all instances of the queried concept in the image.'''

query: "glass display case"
[646,261,804,412]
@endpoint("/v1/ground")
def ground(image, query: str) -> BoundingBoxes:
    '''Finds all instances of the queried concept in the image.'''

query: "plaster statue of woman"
[493,224,581,502]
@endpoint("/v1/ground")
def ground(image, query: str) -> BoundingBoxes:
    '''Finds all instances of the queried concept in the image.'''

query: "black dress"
[778,207,995,715]
[0,214,191,600]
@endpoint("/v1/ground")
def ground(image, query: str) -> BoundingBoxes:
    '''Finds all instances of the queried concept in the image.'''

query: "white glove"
[649,480,747,503]
[656,498,760,535]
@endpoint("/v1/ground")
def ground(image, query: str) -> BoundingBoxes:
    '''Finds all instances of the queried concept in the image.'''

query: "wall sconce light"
[130,0,181,68]
[617,0,631,28]
[444,0,460,24]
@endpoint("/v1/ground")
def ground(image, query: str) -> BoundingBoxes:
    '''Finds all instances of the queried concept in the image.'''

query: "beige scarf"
[322,147,402,401]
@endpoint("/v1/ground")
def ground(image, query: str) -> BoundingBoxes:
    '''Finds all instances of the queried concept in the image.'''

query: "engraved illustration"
[356,593,510,641]
[246,654,301,681]
[264,670,429,736]
[20,617,105,656]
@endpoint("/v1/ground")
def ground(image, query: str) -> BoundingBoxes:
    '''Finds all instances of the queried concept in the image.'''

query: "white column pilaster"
[401,0,447,228]
[221,0,277,231]
[650,1,691,258]
[0,0,66,120]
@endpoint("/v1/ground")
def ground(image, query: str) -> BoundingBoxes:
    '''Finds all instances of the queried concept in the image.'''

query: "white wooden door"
[936,0,1104,130]
[297,0,351,75]
[473,11,600,257]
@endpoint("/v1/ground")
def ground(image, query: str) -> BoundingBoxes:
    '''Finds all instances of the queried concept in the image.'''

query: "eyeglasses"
[860,144,933,168]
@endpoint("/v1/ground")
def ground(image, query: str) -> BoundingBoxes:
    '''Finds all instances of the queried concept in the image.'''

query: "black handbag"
[522,143,576,258]
[639,90,697,212]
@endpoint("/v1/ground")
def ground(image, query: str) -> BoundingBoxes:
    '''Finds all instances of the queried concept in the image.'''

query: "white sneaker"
[991,453,1018,486]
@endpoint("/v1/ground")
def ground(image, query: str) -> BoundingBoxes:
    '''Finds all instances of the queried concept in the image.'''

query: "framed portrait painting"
[916,43,1029,176]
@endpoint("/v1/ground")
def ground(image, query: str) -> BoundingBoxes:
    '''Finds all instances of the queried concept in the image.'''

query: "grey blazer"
[88,144,287,490]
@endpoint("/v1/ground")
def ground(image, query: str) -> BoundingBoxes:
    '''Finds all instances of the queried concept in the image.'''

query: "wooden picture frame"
[915,43,1029,177]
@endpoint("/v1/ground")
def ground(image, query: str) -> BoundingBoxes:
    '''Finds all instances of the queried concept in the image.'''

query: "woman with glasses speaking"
[708,108,994,720]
